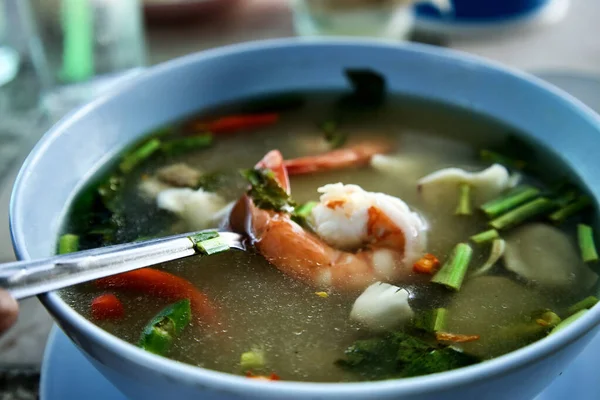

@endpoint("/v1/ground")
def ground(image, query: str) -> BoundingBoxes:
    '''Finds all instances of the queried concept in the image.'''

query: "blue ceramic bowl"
[10,39,600,400]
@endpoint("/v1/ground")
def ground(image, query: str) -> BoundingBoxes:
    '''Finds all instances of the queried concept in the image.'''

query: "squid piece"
[417,164,512,206]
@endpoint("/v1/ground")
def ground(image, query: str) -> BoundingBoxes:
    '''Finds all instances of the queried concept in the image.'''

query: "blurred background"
[0,0,598,398]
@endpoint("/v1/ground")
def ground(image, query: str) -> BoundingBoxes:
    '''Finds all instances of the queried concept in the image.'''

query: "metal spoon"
[0,231,246,300]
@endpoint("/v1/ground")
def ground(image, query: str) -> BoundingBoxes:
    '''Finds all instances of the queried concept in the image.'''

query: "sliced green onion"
[578,224,599,263]
[489,198,556,231]
[480,150,526,170]
[139,299,191,355]
[414,308,447,333]
[189,231,230,255]
[58,234,79,254]
[119,138,162,173]
[161,134,213,155]
[469,239,506,279]
[568,296,598,315]
[455,183,472,216]
[549,196,592,224]
[432,243,473,291]
[470,229,500,245]
[550,309,588,335]
[480,186,540,218]
[240,348,266,371]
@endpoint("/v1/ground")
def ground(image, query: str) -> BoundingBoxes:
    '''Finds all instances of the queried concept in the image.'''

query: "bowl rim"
[10,37,600,397]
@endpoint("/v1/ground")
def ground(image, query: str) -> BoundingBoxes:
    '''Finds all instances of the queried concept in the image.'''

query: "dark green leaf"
[240,168,296,212]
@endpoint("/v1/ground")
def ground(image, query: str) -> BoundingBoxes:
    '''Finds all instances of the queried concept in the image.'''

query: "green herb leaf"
[240,168,296,212]
[335,332,479,381]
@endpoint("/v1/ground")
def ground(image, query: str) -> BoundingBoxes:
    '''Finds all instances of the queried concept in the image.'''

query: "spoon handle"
[0,231,244,300]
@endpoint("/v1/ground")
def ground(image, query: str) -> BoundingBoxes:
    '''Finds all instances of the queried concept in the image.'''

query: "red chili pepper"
[413,253,441,275]
[436,332,480,343]
[246,372,281,381]
[95,268,217,326]
[91,293,124,321]
[195,113,279,134]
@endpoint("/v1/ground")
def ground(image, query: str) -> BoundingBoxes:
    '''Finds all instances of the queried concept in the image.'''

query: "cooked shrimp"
[283,141,392,175]
[234,150,427,292]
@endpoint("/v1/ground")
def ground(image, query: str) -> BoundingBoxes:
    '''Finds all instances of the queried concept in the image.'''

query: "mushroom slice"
[503,223,598,290]
[157,187,229,231]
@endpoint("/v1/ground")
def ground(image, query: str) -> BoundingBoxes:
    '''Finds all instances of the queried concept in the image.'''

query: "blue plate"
[414,0,570,36]
[39,71,600,400]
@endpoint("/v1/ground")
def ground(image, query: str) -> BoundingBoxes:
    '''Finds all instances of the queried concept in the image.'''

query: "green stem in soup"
[567,296,598,315]
[469,239,506,279]
[432,243,473,291]
[489,197,556,230]
[480,185,540,218]
[479,149,526,170]
[549,196,592,224]
[577,224,599,263]
[119,138,162,174]
[161,134,213,156]
[454,183,472,216]
[470,229,500,245]
[291,201,318,227]
[240,348,266,372]
[414,308,447,333]
[139,299,191,356]
[550,309,588,335]
[58,234,79,254]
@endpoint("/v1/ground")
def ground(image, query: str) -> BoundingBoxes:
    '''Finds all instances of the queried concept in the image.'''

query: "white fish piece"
[503,223,598,290]
[350,282,414,332]
[417,164,511,206]
[156,187,229,231]
[311,183,427,265]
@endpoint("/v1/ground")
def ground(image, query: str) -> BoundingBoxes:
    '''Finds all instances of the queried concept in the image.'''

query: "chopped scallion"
[549,196,592,224]
[119,138,162,173]
[480,150,526,170]
[432,243,473,291]
[568,296,598,315]
[58,234,79,254]
[480,186,540,218]
[489,197,556,230]
[161,134,213,155]
[577,224,598,263]
[240,349,266,371]
[455,183,472,216]
[550,309,588,335]
[414,308,447,333]
[189,231,229,255]
[470,229,499,245]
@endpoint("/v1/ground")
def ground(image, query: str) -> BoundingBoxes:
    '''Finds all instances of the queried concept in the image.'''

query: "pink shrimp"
[231,149,428,292]
[283,141,392,176]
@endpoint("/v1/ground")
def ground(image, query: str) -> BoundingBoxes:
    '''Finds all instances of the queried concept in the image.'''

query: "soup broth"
[60,90,599,382]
